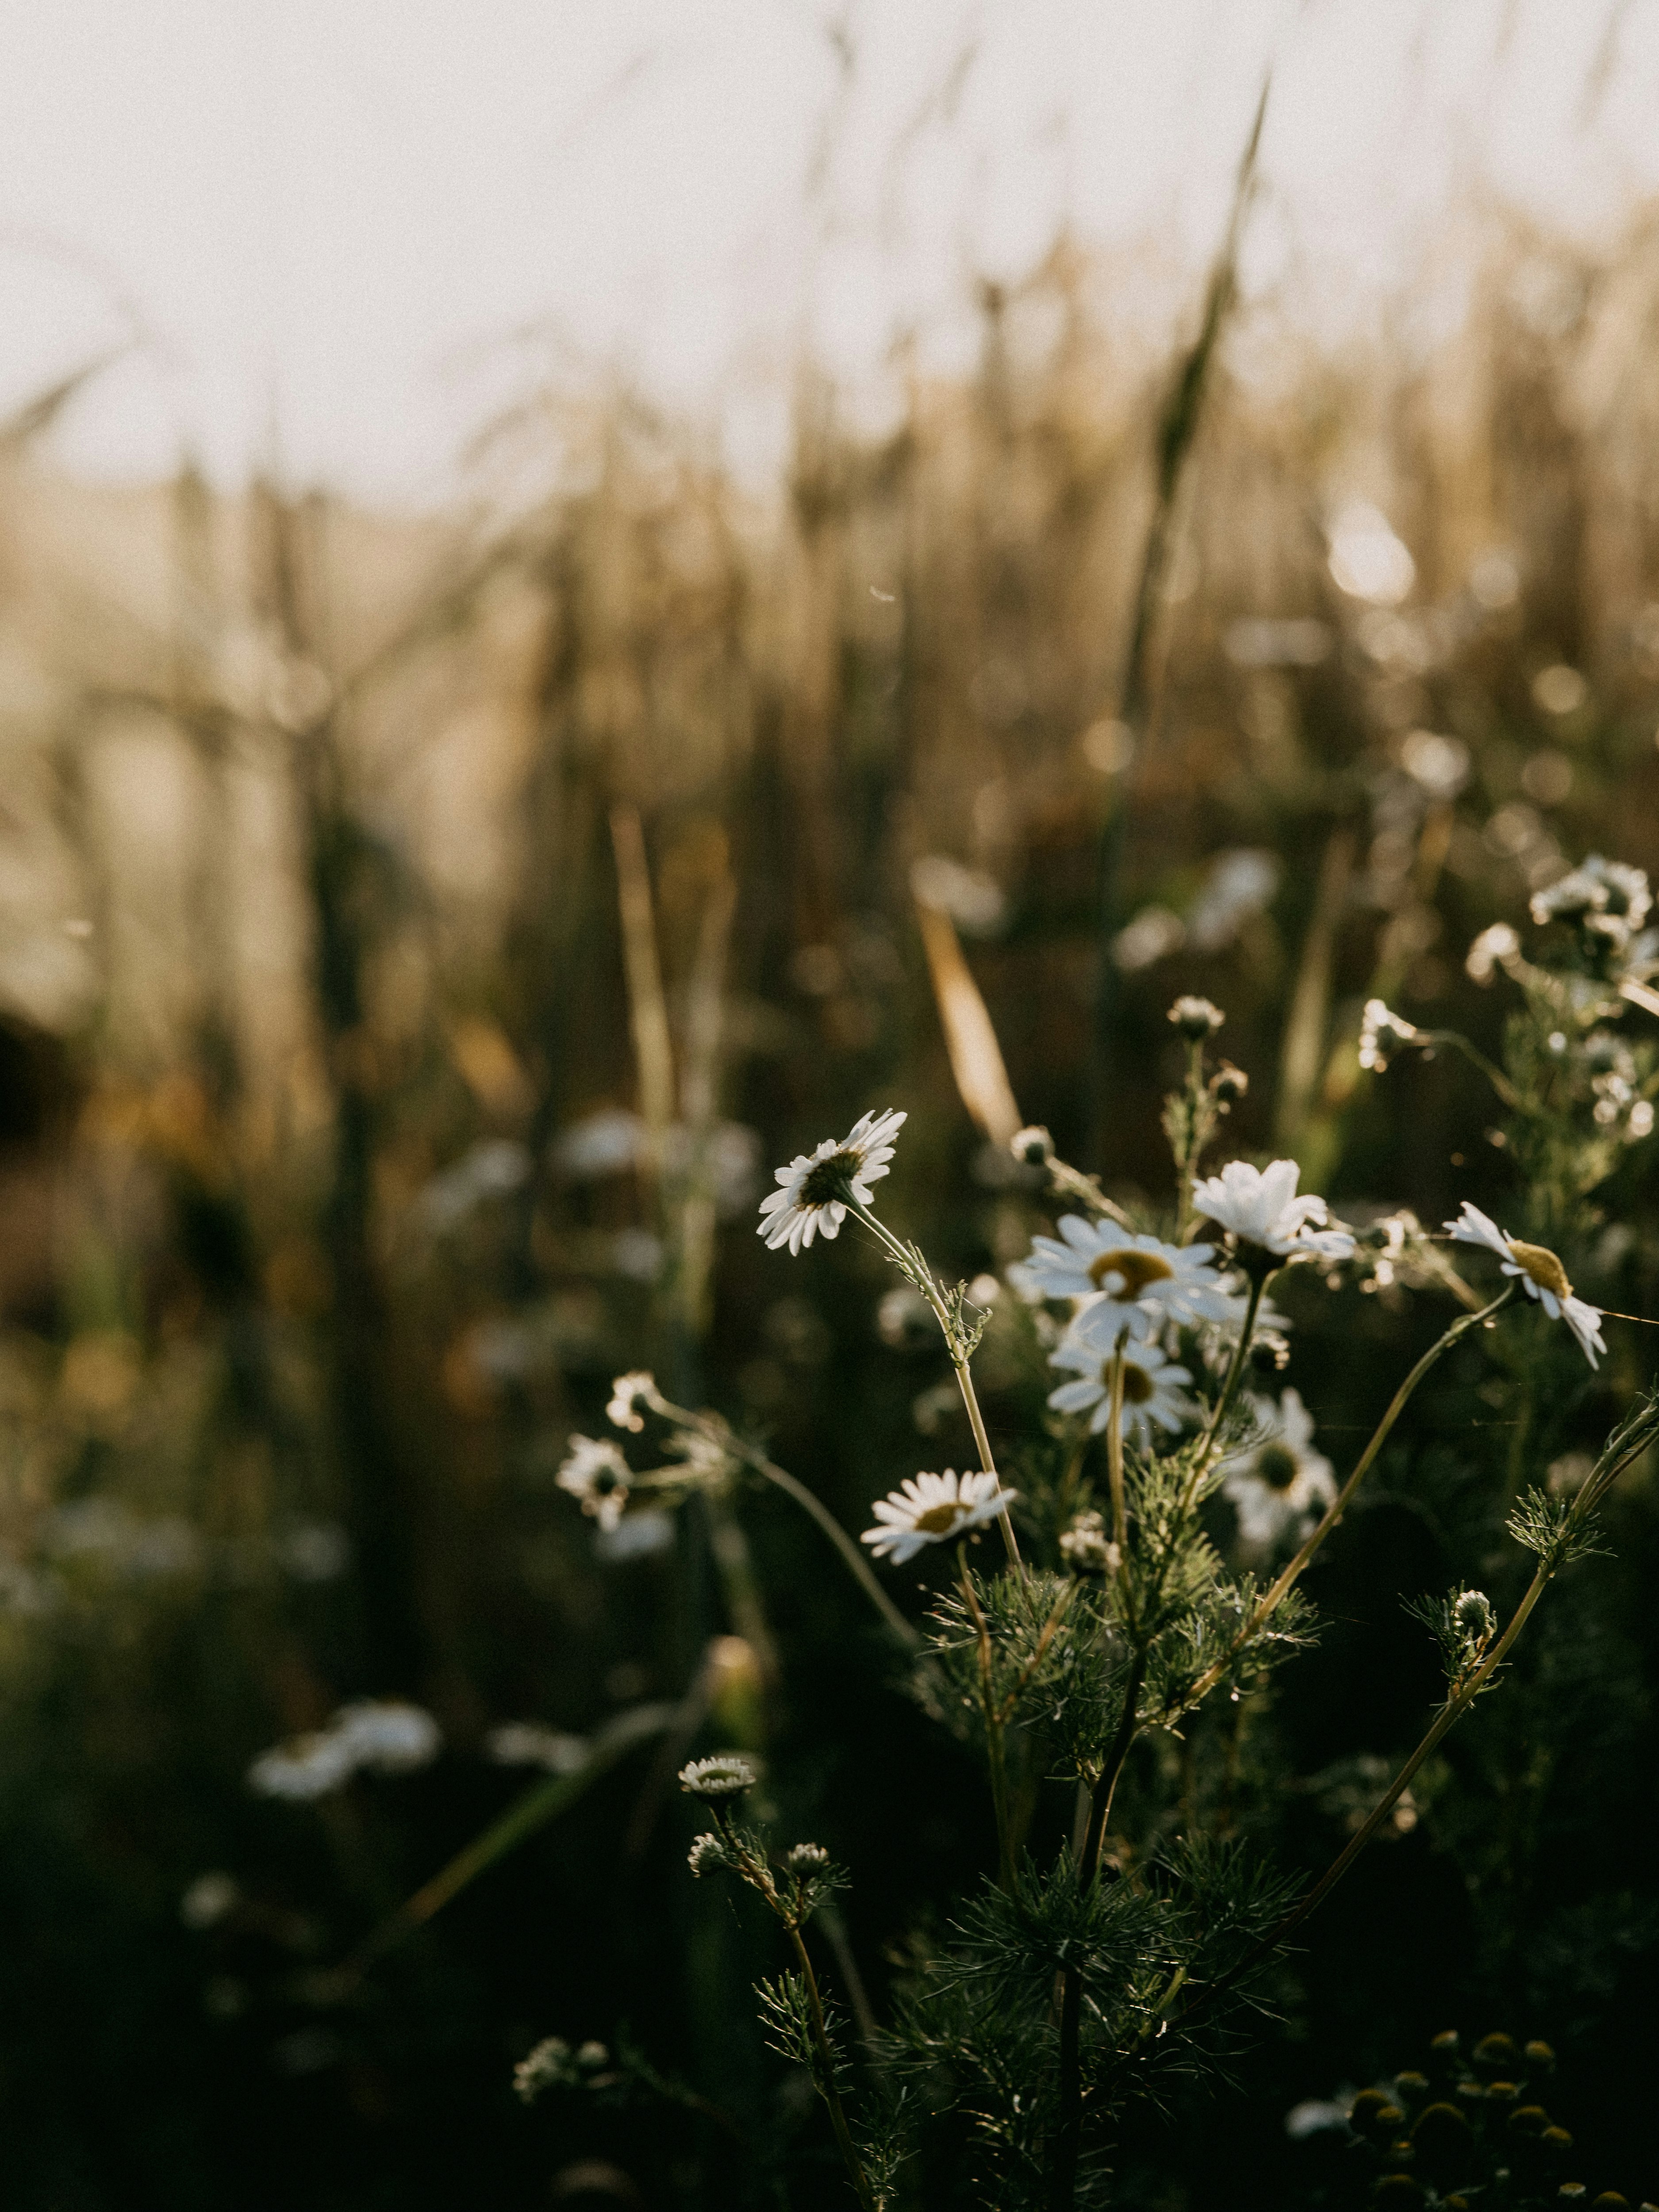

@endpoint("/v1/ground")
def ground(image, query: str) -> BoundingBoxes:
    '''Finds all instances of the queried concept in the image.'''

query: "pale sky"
[1,0,1655,504]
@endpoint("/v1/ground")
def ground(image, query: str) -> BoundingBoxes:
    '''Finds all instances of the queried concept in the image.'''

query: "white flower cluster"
[1012,1160,1350,1448]
[247,1700,442,1801]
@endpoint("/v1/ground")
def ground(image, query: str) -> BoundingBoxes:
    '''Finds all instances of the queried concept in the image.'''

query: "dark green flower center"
[1100,1360,1156,1404]
[799,1149,861,1207]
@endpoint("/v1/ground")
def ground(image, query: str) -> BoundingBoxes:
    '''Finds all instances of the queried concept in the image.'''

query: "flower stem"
[1187,1269,1267,1498]
[787,1924,876,2211]
[1182,1285,1516,1711]
[1105,1345,1128,1555]
[960,1547,1016,1887]
[855,1204,1022,1567]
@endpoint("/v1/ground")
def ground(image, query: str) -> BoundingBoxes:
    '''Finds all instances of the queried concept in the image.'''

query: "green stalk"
[1182,1286,1515,1709]
[787,1924,876,2212]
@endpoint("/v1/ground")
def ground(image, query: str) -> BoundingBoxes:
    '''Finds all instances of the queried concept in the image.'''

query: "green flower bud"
[1543,2129,1575,2155]
[1473,2032,1519,2075]
[1412,2103,1476,2186]
[1525,2040,1558,2074]
[1429,2031,1461,2069]
[1509,2105,1552,2139]
[1487,2080,1521,2103]
[1394,2072,1430,2106]
[1352,2089,1404,2142]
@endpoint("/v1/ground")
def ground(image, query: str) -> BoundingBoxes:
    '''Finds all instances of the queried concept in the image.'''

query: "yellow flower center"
[1107,1361,1155,1405]
[1088,1248,1175,1295]
[915,1502,967,1535]
[1505,1239,1573,1300]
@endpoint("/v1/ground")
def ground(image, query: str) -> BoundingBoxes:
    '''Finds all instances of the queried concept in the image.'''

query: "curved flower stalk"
[757,1107,1022,1567]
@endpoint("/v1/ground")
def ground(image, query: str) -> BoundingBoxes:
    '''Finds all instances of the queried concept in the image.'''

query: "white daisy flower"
[606,1371,658,1432]
[860,1469,1018,1564]
[1191,1158,1355,1264]
[556,1434,633,1531]
[1221,1389,1337,1548]
[1046,1331,1198,1447]
[1017,1220,1231,1336]
[1444,1201,1607,1368]
[757,1108,906,1255]
[678,1753,758,1798]
[1530,855,1651,950]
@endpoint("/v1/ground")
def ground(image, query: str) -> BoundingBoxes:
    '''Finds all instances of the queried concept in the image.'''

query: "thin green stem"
[787,1924,876,2211]
[1181,1286,1516,1710]
[960,1548,1015,1887]
[855,1203,1022,1567]
[649,1394,917,1646]
[1421,1029,1522,1110]
[1187,1268,1268,1498]
[1104,1346,1128,1556]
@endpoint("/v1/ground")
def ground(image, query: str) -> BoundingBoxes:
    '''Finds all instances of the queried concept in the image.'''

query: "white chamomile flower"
[1220,1389,1336,1548]
[678,1753,757,1798]
[1444,1201,1607,1368]
[860,1469,1018,1564]
[1018,1221,1231,1336]
[1046,1331,1198,1447]
[757,1109,906,1255]
[1191,1158,1355,1266]
[556,1435,633,1531]
[606,1371,658,1432]
[1358,998,1420,1073]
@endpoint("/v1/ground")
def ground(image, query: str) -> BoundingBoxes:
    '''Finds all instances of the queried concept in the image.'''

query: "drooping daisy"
[1046,1330,1199,1448]
[860,1469,1018,1564]
[1018,1220,1231,1336]
[1358,998,1420,1072]
[1221,1389,1336,1548]
[757,1109,906,1255]
[1444,1201,1607,1368]
[556,1435,633,1531]
[1191,1158,1355,1265]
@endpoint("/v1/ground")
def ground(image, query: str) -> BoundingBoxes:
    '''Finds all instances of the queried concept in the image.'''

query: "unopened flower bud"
[1010,1125,1053,1167]
[1473,2032,1518,2075]
[1210,1060,1249,1105]
[1060,1511,1121,1575]
[784,1842,830,1874]
[1169,995,1225,1041]
[1351,2089,1405,2142]
[1525,2040,1557,2073]
[1394,2073,1430,2106]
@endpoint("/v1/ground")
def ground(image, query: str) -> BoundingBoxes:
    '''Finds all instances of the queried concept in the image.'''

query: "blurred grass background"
[2,178,1659,2206]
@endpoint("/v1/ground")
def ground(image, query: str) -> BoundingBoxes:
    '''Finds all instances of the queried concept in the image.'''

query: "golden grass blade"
[913,886,1023,1145]
[609,803,677,1158]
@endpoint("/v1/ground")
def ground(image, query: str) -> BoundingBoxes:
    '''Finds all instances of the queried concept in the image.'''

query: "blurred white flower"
[1221,1390,1336,1548]
[418,1139,531,1231]
[1187,849,1280,952]
[556,1435,632,1531]
[180,1871,240,1930]
[333,1701,441,1774]
[487,1723,588,1774]
[1358,998,1420,1073]
[1328,501,1415,606]
[1444,1202,1606,1368]
[1046,1335,1198,1447]
[1191,1160,1354,1264]
[606,1371,658,1432]
[247,1730,358,1801]
[1465,922,1521,984]
[860,1470,1017,1564]
[757,1109,906,1255]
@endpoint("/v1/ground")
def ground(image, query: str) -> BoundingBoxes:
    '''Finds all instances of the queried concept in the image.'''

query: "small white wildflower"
[1530,855,1651,950]
[1191,1158,1355,1265]
[514,2036,572,2104]
[1017,1221,1230,1333]
[1058,1511,1121,1575]
[1046,1333,1198,1446]
[1466,922,1521,984]
[678,1753,758,1799]
[487,1723,588,1774]
[1358,998,1420,1073]
[1168,995,1225,1040]
[687,1832,727,1876]
[757,1109,906,1254]
[860,1469,1018,1565]
[333,1700,442,1774]
[180,1871,239,1930]
[1221,1390,1336,1548]
[1444,1201,1606,1367]
[1010,1124,1054,1167]
[606,1371,657,1432]
[556,1435,633,1531]
[247,1730,358,1801]
[784,1841,831,1874]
